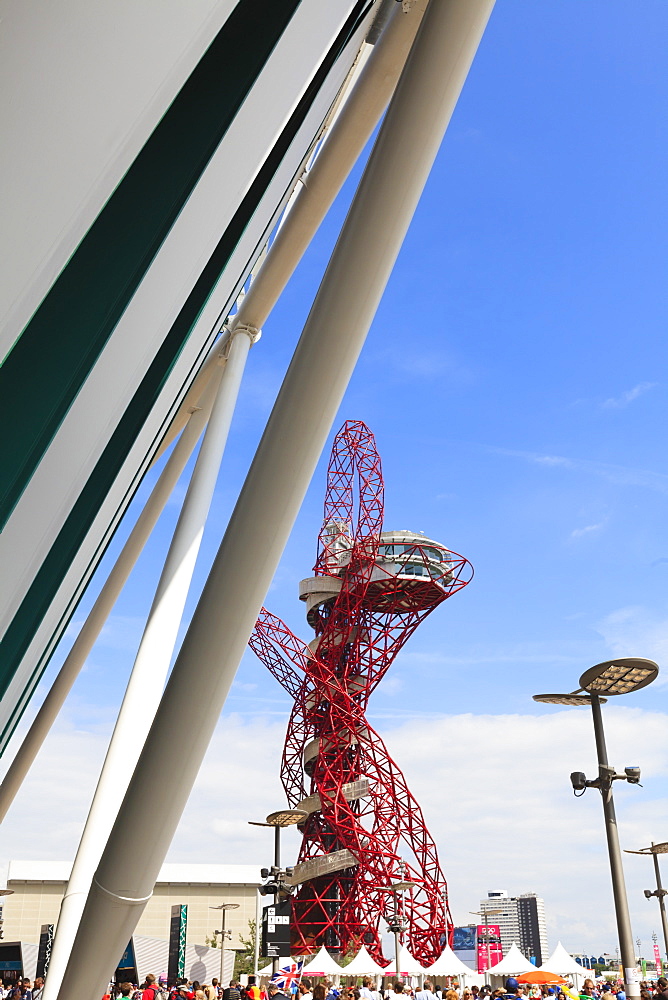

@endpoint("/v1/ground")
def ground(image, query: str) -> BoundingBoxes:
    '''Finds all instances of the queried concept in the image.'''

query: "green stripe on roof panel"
[0,0,302,530]
[0,0,374,752]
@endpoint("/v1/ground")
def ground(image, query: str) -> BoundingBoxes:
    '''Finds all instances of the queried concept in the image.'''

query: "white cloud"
[602,382,657,409]
[596,605,668,679]
[497,447,668,495]
[570,522,604,539]
[2,705,667,957]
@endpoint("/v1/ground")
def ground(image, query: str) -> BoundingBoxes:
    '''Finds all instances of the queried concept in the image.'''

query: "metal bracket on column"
[220,323,261,361]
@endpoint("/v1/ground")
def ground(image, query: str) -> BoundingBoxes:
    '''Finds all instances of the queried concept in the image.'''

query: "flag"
[271,961,304,991]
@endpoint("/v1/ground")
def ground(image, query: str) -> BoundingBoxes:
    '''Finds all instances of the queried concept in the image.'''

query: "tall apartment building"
[480,891,549,967]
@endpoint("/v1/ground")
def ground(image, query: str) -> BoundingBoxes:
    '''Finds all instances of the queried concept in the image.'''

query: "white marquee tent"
[539,943,587,981]
[342,946,387,976]
[488,944,535,976]
[424,945,479,978]
[303,946,343,976]
[383,946,425,975]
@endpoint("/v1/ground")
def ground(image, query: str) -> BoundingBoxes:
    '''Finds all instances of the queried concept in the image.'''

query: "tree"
[234,919,257,976]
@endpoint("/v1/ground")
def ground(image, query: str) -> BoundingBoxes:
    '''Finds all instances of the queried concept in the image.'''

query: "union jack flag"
[270,960,303,990]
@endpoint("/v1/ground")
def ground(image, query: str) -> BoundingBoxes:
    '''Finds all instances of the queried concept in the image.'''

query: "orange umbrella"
[517,972,568,985]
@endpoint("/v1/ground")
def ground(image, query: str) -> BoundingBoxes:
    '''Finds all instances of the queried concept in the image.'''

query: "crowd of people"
[4,972,668,1000]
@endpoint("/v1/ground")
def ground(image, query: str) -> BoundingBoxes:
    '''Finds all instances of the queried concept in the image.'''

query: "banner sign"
[169,904,188,981]
[477,925,503,973]
[36,924,54,979]
[653,942,662,976]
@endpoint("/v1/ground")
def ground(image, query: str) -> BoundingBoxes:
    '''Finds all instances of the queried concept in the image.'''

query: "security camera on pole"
[210,902,239,987]
[534,657,659,1000]
[624,841,668,967]
[249,809,306,975]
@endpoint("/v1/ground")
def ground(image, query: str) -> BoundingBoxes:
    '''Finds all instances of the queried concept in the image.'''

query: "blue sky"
[3,0,668,960]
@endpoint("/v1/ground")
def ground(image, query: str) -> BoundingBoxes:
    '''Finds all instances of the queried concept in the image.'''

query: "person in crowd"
[141,976,161,1000]
[268,984,289,1000]
[30,980,44,1000]
[655,981,668,1000]
[503,980,522,1000]
[415,981,433,1000]
[323,981,339,1000]
[205,983,218,1000]
[246,979,262,1000]
[222,982,241,1000]
[7,980,32,1000]
[299,981,313,1000]
[120,987,134,999]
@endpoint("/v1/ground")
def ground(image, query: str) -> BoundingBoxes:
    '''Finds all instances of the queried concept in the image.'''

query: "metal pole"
[55,5,495,998]
[273,827,281,977]
[590,695,639,998]
[43,330,254,1000]
[153,0,427,463]
[652,846,668,963]
[220,909,227,988]
[485,912,491,986]
[394,889,401,981]
[254,890,261,977]
[0,372,221,824]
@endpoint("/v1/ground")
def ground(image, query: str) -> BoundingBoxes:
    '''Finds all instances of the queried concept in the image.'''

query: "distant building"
[480,890,549,967]
[3,860,261,948]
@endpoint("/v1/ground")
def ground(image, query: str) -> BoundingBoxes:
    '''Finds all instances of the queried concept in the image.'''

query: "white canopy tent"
[424,945,478,978]
[539,943,587,982]
[488,944,536,976]
[383,946,425,975]
[342,946,387,976]
[302,946,343,976]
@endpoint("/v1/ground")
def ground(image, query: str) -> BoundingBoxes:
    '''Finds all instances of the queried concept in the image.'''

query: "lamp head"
[265,808,309,827]
[579,658,658,696]
[533,693,606,707]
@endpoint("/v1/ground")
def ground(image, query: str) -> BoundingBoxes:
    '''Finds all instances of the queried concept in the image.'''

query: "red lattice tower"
[248,420,473,965]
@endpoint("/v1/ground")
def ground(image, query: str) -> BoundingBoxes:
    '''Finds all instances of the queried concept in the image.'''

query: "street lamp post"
[534,656,659,1000]
[210,903,240,987]
[249,808,307,975]
[469,908,502,985]
[624,841,668,964]
[378,870,417,979]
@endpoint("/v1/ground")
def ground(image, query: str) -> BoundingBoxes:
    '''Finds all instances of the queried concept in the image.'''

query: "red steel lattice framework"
[248,420,473,965]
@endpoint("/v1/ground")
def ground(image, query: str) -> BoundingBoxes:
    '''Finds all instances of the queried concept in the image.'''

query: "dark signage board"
[115,939,137,985]
[261,899,291,958]
[169,904,188,981]
[36,924,54,979]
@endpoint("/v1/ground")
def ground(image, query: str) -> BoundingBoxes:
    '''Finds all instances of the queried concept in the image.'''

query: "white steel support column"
[56,2,494,997]
[0,375,220,824]
[43,327,255,1000]
[155,0,427,461]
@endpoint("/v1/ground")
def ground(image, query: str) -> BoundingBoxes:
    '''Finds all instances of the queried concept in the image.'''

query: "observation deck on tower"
[299,526,462,626]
